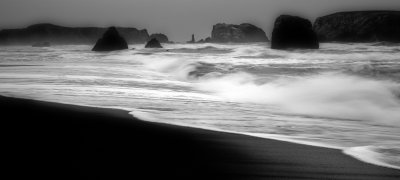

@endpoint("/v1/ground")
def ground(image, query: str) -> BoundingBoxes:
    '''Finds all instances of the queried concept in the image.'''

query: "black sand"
[1,95,399,179]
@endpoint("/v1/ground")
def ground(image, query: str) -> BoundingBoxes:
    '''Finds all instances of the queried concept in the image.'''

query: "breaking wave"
[195,72,400,125]
[139,52,400,126]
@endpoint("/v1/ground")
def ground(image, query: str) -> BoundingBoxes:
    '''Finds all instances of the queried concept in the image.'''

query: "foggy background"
[0,0,399,42]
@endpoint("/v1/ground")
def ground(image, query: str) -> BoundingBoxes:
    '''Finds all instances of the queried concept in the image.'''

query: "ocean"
[0,42,399,169]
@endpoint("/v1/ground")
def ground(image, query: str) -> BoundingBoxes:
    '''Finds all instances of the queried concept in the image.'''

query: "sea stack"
[149,33,169,43]
[314,11,400,42]
[271,15,319,49]
[187,34,196,43]
[145,38,163,48]
[92,27,128,52]
[211,23,269,43]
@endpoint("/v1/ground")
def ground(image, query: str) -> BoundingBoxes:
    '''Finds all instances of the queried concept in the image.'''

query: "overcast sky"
[0,0,398,42]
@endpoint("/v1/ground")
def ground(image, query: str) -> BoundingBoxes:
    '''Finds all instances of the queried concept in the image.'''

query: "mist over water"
[0,42,400,169]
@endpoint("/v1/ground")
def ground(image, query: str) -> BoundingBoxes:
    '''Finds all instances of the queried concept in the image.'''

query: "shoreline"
[131,110,400,170]
[2,95,400,179]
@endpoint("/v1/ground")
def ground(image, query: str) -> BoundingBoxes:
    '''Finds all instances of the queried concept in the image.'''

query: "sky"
[0,0,399,42]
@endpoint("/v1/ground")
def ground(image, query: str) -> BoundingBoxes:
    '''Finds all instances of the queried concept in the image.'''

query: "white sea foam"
[129,110,343,150]
[344,146,400,170]
[130,110,160,122]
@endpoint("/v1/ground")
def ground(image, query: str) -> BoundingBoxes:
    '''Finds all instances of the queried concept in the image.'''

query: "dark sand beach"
[1,95,399,180]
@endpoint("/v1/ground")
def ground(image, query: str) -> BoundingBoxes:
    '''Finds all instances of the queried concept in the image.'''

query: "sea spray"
[140,57,200,80]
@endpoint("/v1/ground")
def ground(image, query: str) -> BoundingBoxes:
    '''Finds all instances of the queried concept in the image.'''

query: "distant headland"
[0,10,399,50]
[0,23,149,45]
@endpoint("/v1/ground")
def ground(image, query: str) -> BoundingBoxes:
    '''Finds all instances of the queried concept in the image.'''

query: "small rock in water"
[145,38,163,48]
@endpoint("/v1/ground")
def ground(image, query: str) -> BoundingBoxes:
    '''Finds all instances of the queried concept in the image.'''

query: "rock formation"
[211,23,269,43]
[271,15,319,49]
[0,23,149,45]
[145,38,163,48]
[187,34,196,43]
[149,33,169,43]
[314,11,400,42]
[92,27,128,51]
[197,37,212,43]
